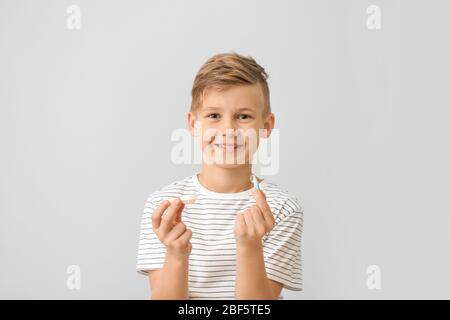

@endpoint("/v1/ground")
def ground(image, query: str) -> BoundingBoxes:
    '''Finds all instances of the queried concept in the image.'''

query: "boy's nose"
[218,117,237,134]
[215,123,238,144]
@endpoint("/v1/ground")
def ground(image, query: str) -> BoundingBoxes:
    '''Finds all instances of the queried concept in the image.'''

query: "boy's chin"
[202,156,251,168]
[211,162,249,169]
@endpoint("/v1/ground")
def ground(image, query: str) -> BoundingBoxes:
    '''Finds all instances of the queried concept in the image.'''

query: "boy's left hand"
[234,188,275,248]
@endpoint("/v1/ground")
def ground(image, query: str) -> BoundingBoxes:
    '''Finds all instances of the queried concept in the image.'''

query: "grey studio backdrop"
[0,0,449,299]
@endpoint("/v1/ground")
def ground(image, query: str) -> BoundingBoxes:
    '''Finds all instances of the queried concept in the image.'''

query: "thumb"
[173,203,184,224]
[174,210,181,223]
[250,187,266,200]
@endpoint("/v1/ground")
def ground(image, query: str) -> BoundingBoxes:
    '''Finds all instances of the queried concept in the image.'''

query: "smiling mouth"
[213,143,244,150]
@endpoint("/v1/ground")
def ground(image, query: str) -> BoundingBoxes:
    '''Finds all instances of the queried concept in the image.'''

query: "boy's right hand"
[152,199,193,259]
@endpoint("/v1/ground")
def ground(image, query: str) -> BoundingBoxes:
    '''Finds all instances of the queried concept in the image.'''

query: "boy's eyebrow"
[236,107,256,113]
[202,106,256,113]
[203,106,222,112]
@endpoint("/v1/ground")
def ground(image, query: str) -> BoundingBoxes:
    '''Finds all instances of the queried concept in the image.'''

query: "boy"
[136,52,304,300]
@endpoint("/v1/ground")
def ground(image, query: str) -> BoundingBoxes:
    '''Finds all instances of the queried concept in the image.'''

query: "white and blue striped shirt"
[136,173,303,299]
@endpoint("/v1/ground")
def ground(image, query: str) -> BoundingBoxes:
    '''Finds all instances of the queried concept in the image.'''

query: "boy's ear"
[188,112,200,136]
[262,112,275,138]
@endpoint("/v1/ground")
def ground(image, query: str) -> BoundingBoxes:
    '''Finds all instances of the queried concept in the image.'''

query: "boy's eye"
[206,113,220,119]
[238,114,253,120]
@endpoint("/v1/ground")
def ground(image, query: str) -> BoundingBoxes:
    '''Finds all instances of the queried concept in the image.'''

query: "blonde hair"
[190,52,271,116]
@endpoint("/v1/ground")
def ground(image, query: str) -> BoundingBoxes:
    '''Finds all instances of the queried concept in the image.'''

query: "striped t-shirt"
[136,173,304,300]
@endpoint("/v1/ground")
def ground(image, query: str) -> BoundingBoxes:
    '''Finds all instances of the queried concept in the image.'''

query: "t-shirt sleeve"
[262,195,304,291]
[136,195,167,275]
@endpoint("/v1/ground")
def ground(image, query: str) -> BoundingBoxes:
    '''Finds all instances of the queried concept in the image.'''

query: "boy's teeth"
[215,144,238,148]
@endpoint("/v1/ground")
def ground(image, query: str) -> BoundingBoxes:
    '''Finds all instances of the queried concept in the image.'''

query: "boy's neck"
[198,165,254,194]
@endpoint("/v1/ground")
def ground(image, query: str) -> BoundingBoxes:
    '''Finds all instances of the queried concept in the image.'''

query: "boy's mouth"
[213,143,244,150]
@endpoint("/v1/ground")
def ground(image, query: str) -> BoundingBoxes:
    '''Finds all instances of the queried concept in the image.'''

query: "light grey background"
[1,0,449,299]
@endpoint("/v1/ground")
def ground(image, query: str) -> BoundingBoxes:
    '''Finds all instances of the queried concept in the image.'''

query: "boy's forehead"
[200,84,264,112]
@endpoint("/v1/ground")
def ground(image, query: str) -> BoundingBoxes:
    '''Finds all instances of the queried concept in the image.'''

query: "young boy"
[136,52,304,300]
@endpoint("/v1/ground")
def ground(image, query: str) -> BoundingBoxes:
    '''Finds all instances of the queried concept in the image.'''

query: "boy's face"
[188,84,275,168]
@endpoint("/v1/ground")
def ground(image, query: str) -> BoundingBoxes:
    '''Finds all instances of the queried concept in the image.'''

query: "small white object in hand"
[180,195,197,204]
[163,195,197,205]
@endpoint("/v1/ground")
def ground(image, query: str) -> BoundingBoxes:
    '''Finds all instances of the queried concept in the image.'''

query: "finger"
[243,210,255,231]
[235,212,246,225]
[174,228,193,244]
[170,200,185,226]
[234,212,246,233]
[152,200,171,231]
[174,202,185,224]
[174,210,181,224]
[250,188,274,225]
[171,196,194,223]
[250,206,266,234]
[164,222,187,243]
[159,199,184,235]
